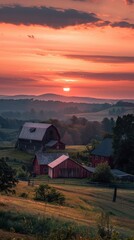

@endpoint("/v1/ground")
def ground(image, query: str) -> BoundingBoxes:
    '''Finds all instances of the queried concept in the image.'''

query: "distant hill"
[0,93,134,104]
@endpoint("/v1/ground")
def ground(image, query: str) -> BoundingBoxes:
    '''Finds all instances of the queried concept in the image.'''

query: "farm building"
[111,169,134,182]
[33,152,69,175]
[48,155,92,178]
[17,122,65,152]
[91,138,113,167]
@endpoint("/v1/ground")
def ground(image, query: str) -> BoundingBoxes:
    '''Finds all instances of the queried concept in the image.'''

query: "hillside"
[0,181,134,239]
[0,93,134,104]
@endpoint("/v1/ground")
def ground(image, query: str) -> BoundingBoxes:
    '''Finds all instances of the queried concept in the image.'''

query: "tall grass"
[0,210,134,240]
[0,210,93,240]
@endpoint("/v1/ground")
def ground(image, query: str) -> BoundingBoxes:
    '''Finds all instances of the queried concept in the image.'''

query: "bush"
[19,192,28,198]
[35,184,65,205]
[91,162,114,183]
[16,168,28,179]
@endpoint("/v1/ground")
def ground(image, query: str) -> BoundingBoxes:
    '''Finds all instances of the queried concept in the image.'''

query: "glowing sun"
[63,87,70,92]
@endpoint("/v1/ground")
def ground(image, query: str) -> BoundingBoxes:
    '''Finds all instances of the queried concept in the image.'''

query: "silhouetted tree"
[113,114,134,174]
[0,159,18,193]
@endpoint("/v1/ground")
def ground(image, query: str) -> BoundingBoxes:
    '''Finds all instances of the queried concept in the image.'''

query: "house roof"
[91,138,113,157]
[48,155,69,168]
[45,140,58,147]
[111,169,133,178]
[83,166,95,173]
[36,152,69,165]
[19,122,52,141]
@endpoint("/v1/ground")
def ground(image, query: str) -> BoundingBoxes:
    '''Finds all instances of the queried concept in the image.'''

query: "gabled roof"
[83,166,95,173]
[48,155,69,168]
[19,122,52,141]
[36,152,69,165]
[91,138,113,157]
[45,140,58,147]
[111,169,133,178]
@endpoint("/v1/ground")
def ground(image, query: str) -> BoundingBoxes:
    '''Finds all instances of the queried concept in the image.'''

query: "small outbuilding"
[91,138,113,167]
[17,122,65,152]
[33,152,69,175]
[111,169,134,182]
[48,155,92,178]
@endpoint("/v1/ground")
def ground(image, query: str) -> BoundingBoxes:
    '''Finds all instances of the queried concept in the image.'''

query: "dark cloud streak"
[0,5,100,28]
[59,71,134,81]
[64,54,134,63]
[125,0,134,5]
[0,5,133,29]
[111,21,134,29]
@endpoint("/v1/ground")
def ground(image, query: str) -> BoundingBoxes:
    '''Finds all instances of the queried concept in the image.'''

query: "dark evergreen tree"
[0,159,18,193]
[113,114,134,174]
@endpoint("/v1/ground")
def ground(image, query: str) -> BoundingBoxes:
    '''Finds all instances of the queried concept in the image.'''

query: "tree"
[113,114,134,174]
[0,159,18,193]
[91,162,114,183]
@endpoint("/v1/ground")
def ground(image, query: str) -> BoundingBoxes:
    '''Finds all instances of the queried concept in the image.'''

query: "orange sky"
[0,0,134,99]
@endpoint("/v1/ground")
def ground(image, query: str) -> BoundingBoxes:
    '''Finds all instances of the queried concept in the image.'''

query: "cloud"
[125,0,134,5]
[0,5,133,29]
[111,21,134,29]
[0,76,37,87]
[59,71,134,81]
[0,5,100,28]
[64,54,134,63]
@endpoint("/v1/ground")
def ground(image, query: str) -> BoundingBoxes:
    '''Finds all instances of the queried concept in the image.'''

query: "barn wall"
[18,139,42,152]
[48,168,53,178]
[59,142,65,150]
[51,159,91,178]
[91,155,112,167]
[44,125,60,143]
[33,158,40,175]
[40,165,48,175]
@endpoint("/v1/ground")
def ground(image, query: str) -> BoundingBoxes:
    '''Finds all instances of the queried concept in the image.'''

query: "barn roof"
[83,166,95,173]
[36,152,69,165]
[91,138,113,157]
[111,169,133,178]
[45,140,58,147]
[48,155,69,168]
[19,122,52,141]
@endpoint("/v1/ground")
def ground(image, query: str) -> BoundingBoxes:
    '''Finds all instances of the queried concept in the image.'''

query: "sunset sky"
[0,0,134,99]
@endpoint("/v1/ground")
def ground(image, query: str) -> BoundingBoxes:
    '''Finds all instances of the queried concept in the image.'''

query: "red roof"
[48,155,69,168]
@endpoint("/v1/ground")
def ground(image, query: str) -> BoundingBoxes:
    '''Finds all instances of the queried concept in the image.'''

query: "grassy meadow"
[0,180,134,239]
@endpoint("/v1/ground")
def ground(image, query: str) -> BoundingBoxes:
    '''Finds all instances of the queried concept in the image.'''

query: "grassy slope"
[0,181,134,238]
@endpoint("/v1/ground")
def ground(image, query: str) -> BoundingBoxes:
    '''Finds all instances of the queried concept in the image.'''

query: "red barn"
[17,122,65,153]
[48,155,92,178]
[33,152,69,175]
[91,138,113,167]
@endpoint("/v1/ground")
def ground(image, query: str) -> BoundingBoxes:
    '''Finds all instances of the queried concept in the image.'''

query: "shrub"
[16,168,28,179]
[91,162,114,183]
[19,192,28,198]
[34,184,65,205]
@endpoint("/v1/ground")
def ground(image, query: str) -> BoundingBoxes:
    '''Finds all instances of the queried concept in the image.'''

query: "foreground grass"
[0,181,134,239]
